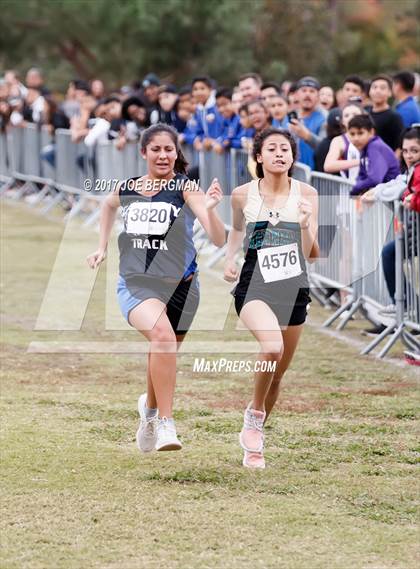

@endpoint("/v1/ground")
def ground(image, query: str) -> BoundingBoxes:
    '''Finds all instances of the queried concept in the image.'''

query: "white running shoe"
[136,393,158,453]
[155,417,182,451]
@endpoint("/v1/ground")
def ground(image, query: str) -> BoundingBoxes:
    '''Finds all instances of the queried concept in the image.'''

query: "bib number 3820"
[257,243,302,283]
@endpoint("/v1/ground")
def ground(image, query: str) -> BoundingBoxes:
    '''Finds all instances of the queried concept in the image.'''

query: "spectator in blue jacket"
[214,87,241,152]
[288,76,326,169]
[348,114,400,196]
[268,94,289,129]
[393,71,420,128]
[187,76,223,151]
[237,103,255,151]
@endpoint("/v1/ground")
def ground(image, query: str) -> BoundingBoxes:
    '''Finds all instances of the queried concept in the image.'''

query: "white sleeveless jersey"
[237,177,309,288]
[243,177,302,224]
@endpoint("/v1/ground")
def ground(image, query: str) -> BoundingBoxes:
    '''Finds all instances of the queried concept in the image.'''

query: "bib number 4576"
[257,243,302,283]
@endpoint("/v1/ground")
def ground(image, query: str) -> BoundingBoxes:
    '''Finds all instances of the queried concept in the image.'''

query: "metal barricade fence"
[403,207,420,332]
[136,143,148,177]
[40,126,55,182]
[55,129,86,191]
[7,127,24,177]
[0,131,11,183]
[22,123,42,181]
[230,148,252,189]
[293,162,311,184]
[358,200,394,309]
[309,172,354,292]
[362,201,420,358]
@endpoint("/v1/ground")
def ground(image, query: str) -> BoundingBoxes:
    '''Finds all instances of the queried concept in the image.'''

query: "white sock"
[145,405,158,419]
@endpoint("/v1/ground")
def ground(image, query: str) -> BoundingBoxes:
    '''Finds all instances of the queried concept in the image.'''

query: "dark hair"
[348,114,375,131]
[178,85,192,97]
[121,96,145,121]
[343,75,365,92]
[370,74,392,90]
[320,85,338,108]
[73,79,90,93]
[400,126,420,171]
[140,123,188,175]
[239,72,262,86]
[215,87,233,100]
[341,101,366,126]
[287,82,299,95]
[238,103,249,114]
[252,128,297,178]
[261,82,281,94]
[191,75,213,89]
[100,95,121,105]
[393,71,415,93]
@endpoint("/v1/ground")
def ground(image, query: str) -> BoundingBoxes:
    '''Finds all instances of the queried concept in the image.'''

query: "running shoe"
[155,417,182,451]
[239,404,265,453]
[243,450,266,469]
[136,393,158,453]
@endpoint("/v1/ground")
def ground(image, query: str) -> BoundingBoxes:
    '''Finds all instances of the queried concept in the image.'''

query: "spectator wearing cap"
[368,74,403,151]
[142,73,161,125]
[393,71,420,128]
[288,76,326,169]
[184,76,223,150]
[214,87,242,152]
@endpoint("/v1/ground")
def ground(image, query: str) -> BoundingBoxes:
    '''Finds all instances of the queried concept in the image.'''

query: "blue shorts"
[117,273,200,334]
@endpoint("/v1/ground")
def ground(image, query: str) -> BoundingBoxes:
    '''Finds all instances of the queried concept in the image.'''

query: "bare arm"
[298,183,320,263]
[86,186,121,269]
[183,178,226,248]
[324,136,359,174]
[224,185,247,282]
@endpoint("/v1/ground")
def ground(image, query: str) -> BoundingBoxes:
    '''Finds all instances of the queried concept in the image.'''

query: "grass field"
[1,201,419,569]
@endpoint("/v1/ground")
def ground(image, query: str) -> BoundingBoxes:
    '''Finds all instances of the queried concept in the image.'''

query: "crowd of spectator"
[1,67,419,177]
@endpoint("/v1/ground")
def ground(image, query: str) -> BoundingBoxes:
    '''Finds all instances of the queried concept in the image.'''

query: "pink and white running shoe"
[243,450,266,469]
[239,403,266,453]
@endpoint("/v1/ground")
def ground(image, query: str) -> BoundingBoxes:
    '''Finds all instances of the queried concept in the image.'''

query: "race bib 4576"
[257,243,302,283]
